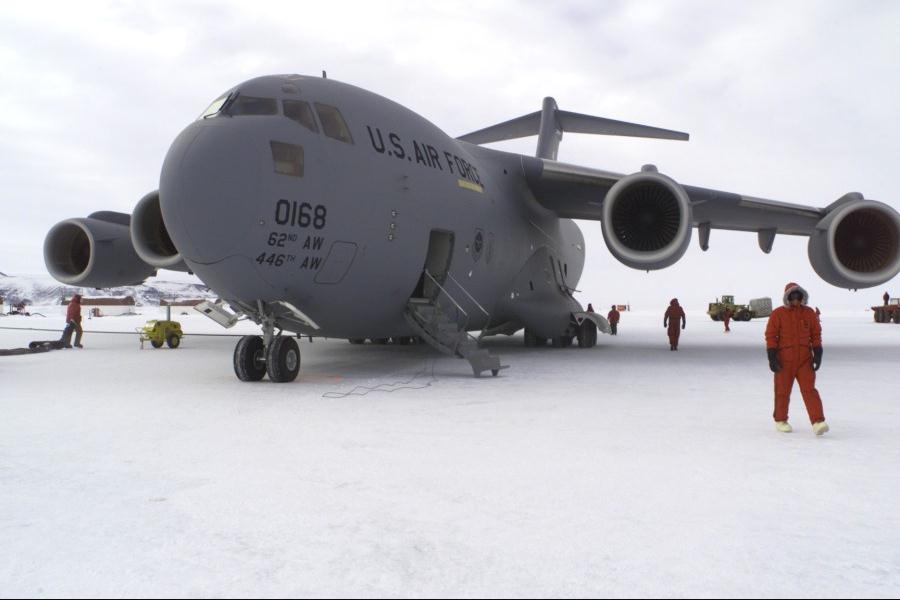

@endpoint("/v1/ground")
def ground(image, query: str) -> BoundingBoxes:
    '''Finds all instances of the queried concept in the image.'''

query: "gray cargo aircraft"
[44,74,900,382]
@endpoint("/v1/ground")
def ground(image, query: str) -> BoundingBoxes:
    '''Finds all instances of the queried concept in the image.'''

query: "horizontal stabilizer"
[557,111,688,141]
[458,97,688,160]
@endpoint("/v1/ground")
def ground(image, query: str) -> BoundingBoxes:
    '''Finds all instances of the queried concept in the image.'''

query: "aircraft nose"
[159,120,262,264]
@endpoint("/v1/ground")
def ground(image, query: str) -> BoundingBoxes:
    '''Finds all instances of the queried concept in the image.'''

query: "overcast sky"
[2,1,899,310]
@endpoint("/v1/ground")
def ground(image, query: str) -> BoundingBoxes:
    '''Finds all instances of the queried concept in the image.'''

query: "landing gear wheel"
[234,335,266,381]
[166,334,181,349]
[491,369,499,376]
[348,338,365,344]
[577,322,597,348]
[524,329,539,347]
[266,336,301,383]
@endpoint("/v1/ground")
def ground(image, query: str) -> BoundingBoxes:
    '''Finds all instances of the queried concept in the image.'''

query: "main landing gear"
[523,321,597,349]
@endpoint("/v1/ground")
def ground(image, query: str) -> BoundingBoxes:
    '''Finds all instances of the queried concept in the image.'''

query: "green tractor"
[707,295,772,322]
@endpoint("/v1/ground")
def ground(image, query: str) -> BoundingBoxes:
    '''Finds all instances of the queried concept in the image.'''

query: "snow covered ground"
[1,308,899,597]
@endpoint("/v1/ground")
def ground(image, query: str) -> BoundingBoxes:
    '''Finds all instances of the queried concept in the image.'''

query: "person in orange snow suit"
[765,282,829,436]
[607,305,620,336]
[663,299,686,350]
[723,307,733,332]
[61,294,84,348]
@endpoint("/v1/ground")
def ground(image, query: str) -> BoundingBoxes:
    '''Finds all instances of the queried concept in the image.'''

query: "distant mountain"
[0,273,218,308]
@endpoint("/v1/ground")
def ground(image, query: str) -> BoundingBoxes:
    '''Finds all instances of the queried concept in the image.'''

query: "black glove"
[767,348,781,373]
[812,347,823,371]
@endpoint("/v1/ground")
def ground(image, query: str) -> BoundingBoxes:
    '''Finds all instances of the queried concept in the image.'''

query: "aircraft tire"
[348,338,365,344]
[577,322,597,348]
[266,336,301,383]
[234,335,267,382]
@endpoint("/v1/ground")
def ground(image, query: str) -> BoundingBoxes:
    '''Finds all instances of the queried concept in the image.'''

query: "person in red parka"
[607,305,620,336]
[61,293,84,348]
[723,307,733,333]
[765,282,828,435]
[663,298,686,350]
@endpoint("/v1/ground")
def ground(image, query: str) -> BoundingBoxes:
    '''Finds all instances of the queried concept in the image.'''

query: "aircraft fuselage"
[160,75,585,340]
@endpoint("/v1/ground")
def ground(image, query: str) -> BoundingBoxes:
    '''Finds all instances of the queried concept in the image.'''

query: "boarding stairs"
[404,271,505,377]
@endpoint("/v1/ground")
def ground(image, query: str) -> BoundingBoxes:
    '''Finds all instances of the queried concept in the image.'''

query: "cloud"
[1,0,898,308]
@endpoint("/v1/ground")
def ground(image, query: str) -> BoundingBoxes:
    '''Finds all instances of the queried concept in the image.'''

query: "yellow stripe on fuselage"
[457,179,484,194]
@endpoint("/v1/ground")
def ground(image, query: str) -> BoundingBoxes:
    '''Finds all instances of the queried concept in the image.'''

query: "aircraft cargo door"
[412,229,454,301]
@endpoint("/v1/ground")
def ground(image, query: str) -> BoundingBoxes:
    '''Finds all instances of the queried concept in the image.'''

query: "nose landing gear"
[233,334,302,383]
[266,336,301,382]
[233,306,302,383]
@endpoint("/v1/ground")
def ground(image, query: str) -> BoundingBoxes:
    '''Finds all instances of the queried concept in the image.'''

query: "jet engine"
[130,190,188,271]
[601,166,693,270]
[807,194,900,289]
[44,211,156,288]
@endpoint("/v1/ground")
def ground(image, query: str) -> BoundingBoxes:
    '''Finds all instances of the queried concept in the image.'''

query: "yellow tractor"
[707,295,772,322]
[138,320,183,349]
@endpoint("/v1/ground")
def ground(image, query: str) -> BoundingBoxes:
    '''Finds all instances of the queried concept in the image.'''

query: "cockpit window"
[314,103,353,144]
[200,92,231,119]
[283,100,318,133]
[227,95,279,116]
[270,141,304,177]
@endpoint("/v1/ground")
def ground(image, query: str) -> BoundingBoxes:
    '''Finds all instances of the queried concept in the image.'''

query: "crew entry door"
[412,229,455,301]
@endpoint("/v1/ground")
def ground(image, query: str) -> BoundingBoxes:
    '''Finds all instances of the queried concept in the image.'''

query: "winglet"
[458,97,689,160]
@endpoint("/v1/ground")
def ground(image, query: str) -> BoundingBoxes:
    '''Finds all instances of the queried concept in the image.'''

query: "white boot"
[813,421,830,436]
[775,421,793,433]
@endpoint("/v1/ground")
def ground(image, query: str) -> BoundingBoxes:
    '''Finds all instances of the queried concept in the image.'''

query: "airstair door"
[413,229,454,301]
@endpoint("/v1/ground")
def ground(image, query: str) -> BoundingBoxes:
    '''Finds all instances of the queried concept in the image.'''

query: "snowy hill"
[0,272,217,307]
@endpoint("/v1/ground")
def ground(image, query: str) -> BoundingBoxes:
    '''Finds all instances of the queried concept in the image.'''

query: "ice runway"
[2,310,899,597]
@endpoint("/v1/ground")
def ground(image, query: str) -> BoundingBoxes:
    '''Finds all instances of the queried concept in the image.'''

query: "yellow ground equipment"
[137,320,183,349]
[707,295,772,322]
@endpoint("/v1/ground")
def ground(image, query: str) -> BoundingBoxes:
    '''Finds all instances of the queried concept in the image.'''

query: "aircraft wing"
[522,157,826,237]
[518,156,900,287]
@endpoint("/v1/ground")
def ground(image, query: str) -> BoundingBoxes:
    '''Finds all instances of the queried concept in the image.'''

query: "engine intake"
[808,195,900,288]
[131,190,188,271]
[44,212,156,287]
[601,167,693,270]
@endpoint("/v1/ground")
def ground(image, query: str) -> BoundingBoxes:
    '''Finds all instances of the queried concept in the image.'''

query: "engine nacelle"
[130,190,188,271]
[807,195,900,289]
[601,166,693,270]
[44,212,156,287]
